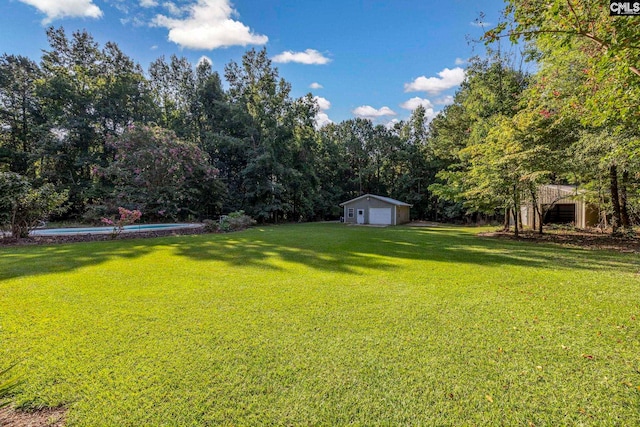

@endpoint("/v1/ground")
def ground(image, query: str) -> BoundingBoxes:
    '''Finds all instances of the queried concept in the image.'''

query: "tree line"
[0,27,454,227]
[1,4,638,235]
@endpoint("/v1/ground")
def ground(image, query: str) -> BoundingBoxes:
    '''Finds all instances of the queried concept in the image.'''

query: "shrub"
[82,203,113,225]
[100,125,224,220]
[0,172,68,238]
[221,211,256,231]
[101,207,142,239]
[202,219,218,233]
[204,211,256,233]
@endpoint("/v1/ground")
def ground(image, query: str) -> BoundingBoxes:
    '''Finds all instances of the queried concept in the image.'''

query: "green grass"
[1,223,639,425]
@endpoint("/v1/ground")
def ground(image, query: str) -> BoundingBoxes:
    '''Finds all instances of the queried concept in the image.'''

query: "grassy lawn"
[1,223,639,425]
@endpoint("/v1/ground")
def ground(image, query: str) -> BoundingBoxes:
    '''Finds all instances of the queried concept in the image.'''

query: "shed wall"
[521,186,597,228]
[396,206,410,224]
[342,198,400,225]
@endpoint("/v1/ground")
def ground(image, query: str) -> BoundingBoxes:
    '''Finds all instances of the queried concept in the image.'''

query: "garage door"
[369,208,392,225]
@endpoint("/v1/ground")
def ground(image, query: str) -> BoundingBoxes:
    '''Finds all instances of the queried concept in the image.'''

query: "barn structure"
[340,194,412,226]
[520,184,599,229]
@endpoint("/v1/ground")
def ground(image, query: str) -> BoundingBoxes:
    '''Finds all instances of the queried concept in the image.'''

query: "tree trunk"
[538,207,544,234]
[620,169,631,229]
[534,203,544,235]
[503,207,510,231]
[518,208,523,231]
[512,183,520,237]
[609,165,622,233]
[598,187,607,231]
[532,206,536,231]
[529,187,543,235]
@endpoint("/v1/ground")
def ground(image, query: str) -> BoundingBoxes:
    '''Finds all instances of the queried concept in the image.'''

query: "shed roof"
[540,184,586,196]
[339,194,413,207]
[542,184,584,194]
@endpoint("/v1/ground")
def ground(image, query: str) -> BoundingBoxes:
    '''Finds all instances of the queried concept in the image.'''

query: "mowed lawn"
[1,223,639,426]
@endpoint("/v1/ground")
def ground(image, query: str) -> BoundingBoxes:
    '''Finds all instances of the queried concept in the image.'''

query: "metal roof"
[541,184,586,195]
[339,194,413,207]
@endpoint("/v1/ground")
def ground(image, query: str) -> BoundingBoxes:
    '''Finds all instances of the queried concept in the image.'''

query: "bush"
[202,219,218,233]
[101,207,142,239]
[204,211,256,233]
[100,125,223,220]
[82,203,112,225]
[0,172,68,238]
[222,211,256,231]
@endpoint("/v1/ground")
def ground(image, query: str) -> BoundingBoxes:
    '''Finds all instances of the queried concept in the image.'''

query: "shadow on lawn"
[1,224,638,282]
[0,240,157,282]
[172,224,640,275]
[171,233,399,274]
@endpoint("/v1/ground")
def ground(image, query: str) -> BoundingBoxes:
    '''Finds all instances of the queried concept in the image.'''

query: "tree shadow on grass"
[0,240,157,282]
[1,224,638,282]
[396,226,640,273]
[172,224,640,276]
[169,235,400,274]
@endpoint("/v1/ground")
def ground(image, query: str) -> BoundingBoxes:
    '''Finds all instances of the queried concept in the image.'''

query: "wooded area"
[1,1,638,236]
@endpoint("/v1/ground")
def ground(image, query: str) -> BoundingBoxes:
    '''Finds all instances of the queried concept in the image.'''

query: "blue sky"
[1,0,508,125]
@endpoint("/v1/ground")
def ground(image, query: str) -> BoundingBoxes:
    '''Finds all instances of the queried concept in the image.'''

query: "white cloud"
[385,118,401,129]
[140,0,159,7]
[315,112,333,128]
[352,105,397,119]
[404,67,465,95]
[313,96,332,128]
[309,82,323,89]
[434,95,454,106]
[423,108,438,123]
[454,57,466,65]
[314,96,331,111]
[151,45,158,50]
[111,0,129,14]
[400,99,440,124]
[272,49,330,65]
[313,96,333,129]
[162,1,183,16]
[152,0,268,50]
[198,55,212,66]
[410,106,439,125]
[400,97,434,111]
[19,0,102,24]
[121,16,145,27]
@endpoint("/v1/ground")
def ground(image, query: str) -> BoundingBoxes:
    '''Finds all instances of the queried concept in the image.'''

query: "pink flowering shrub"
[102,207,142,238]
[100,125,223,219]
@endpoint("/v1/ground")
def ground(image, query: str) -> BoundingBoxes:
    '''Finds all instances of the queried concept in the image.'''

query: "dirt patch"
[0,225,208,247]
[479,229,640,253]
[0,406,66,427]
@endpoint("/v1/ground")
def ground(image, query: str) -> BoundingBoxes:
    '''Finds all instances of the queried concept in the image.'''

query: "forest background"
[1,1,638,236]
